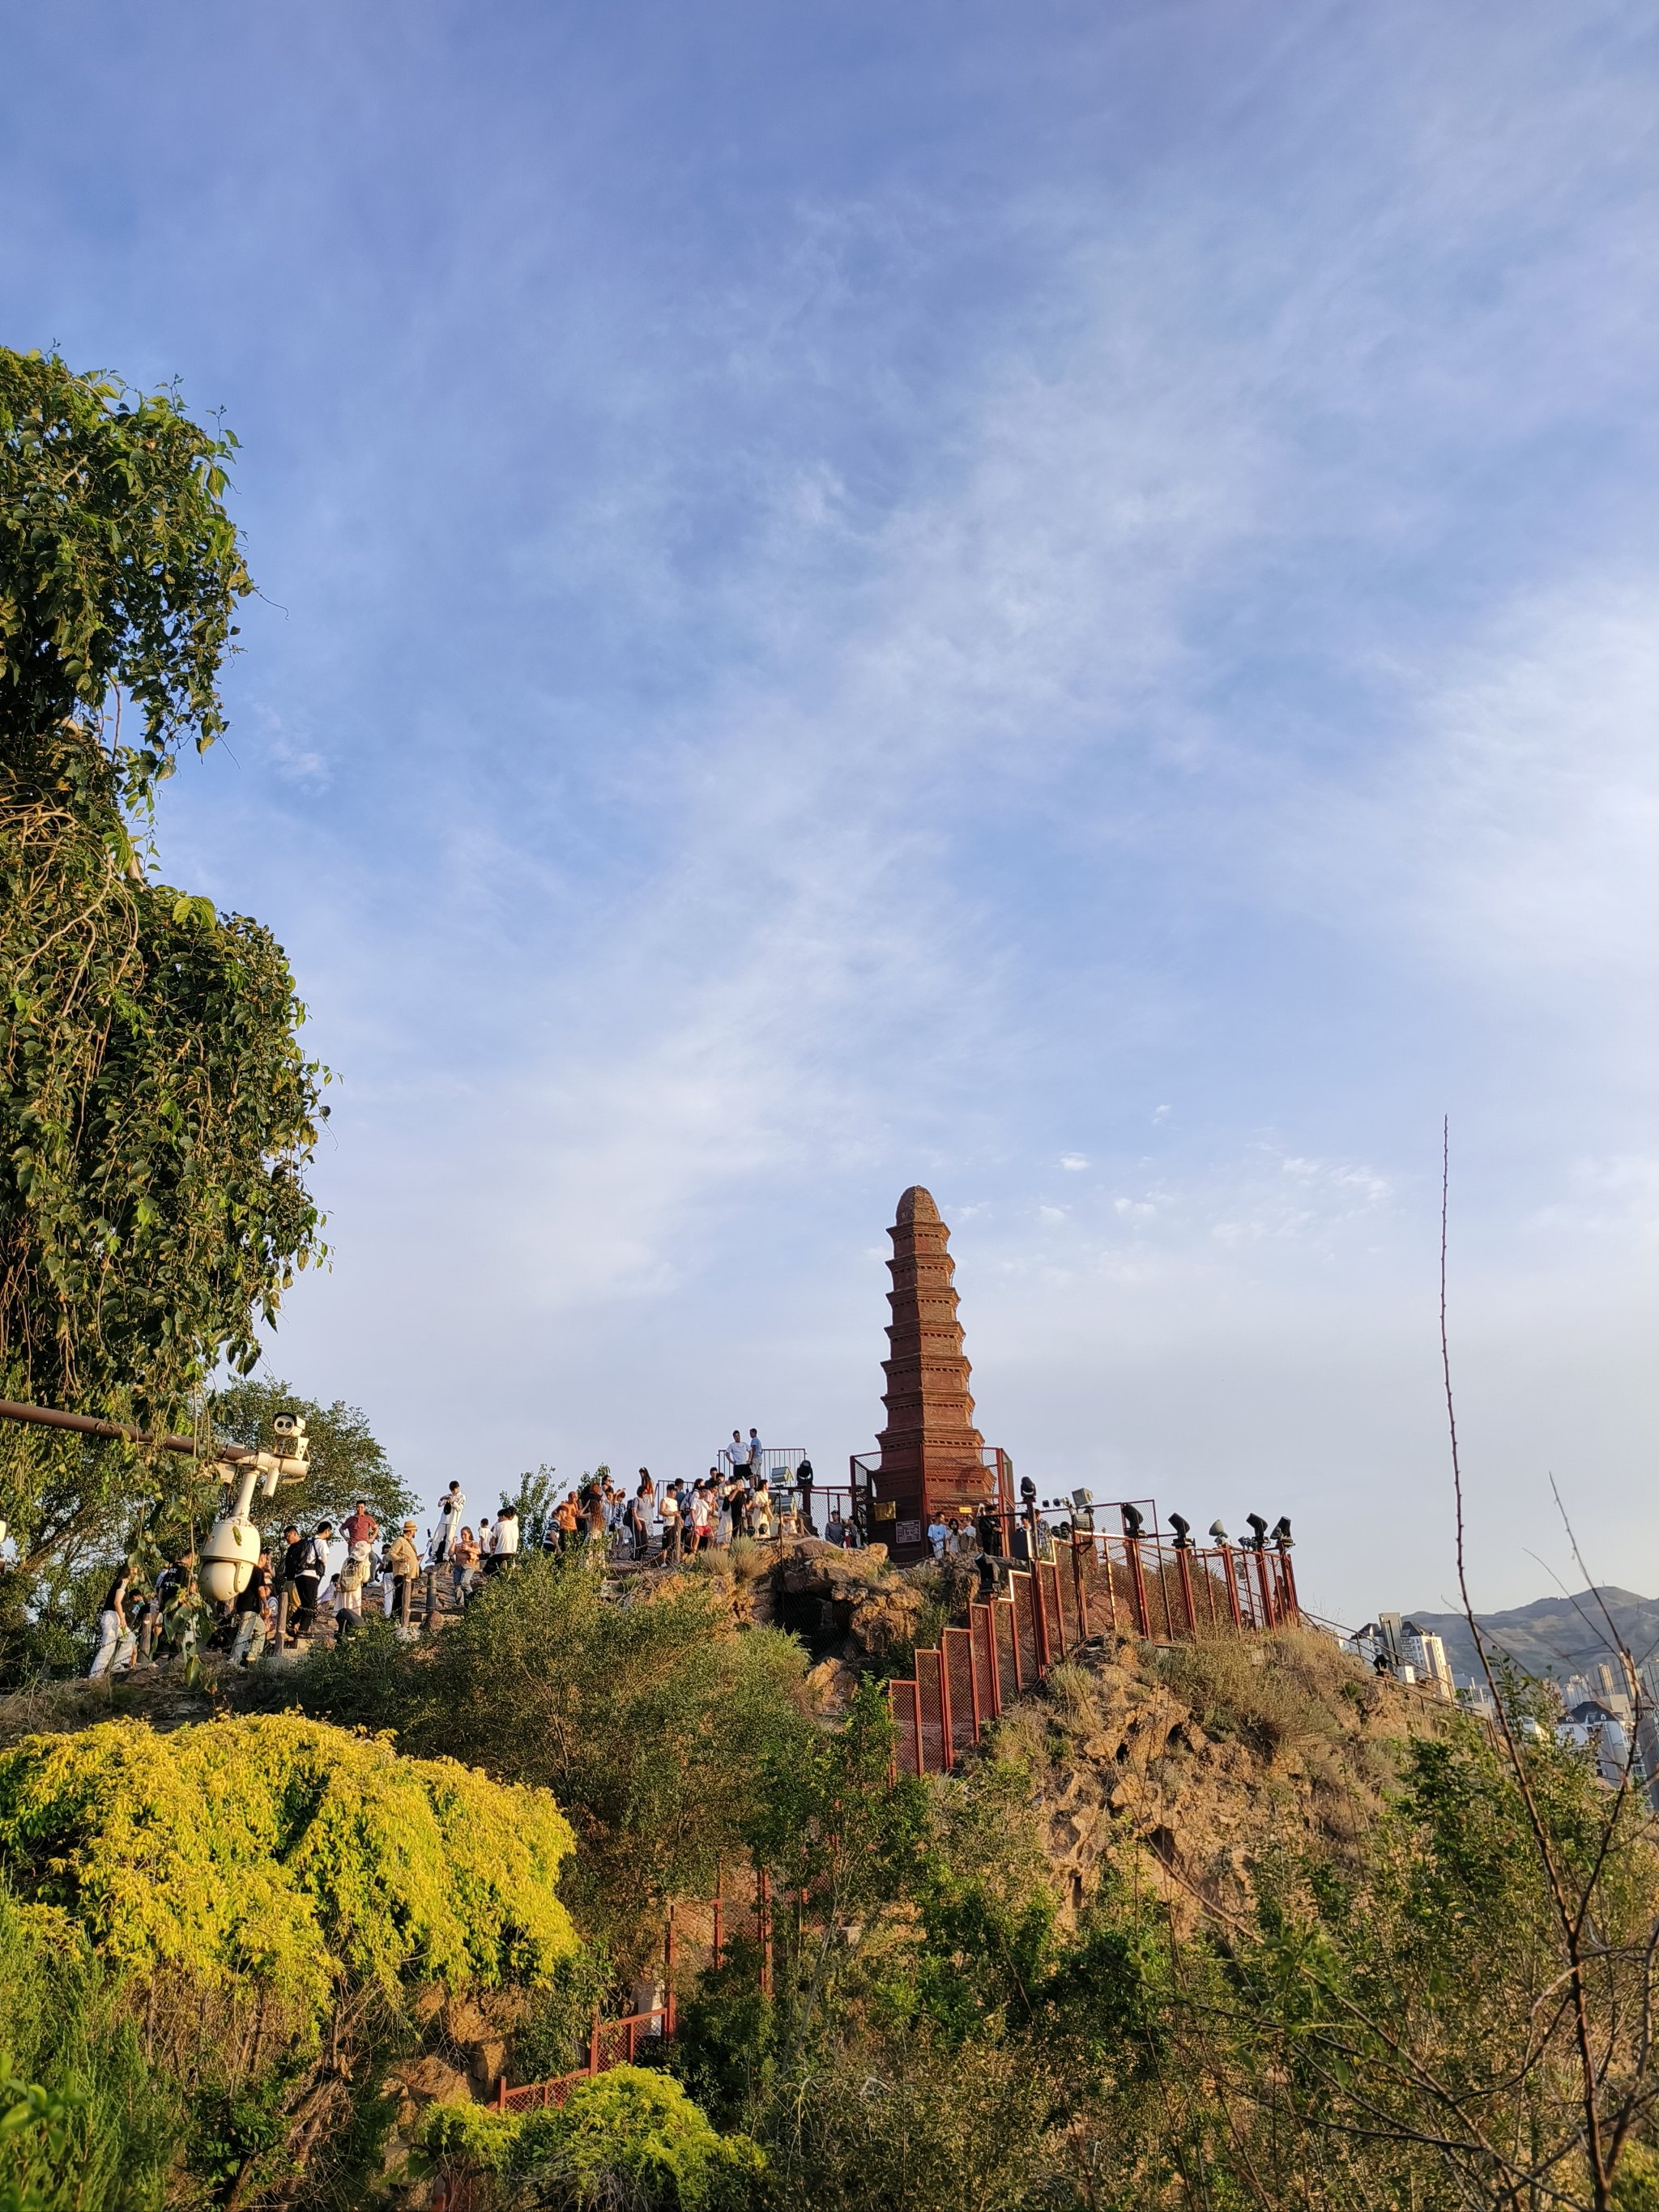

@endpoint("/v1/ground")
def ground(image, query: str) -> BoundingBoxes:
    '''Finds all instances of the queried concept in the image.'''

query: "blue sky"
[3,0,1655,1626]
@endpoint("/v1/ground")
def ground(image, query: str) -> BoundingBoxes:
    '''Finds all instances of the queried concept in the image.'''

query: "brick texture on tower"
[873,1186,998,1549]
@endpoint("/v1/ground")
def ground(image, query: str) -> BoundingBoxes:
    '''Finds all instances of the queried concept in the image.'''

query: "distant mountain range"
[1402,1588,1659,1688]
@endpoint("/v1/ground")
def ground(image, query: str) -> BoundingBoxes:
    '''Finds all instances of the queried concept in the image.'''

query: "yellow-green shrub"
[424,2066,762,2207]
[0,1713,576,2030]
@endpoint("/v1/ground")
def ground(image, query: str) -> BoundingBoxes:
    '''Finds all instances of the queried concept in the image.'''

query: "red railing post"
[1218,1542,1243,1629]
[1279,1552,1300,1622]
[713,1879,724,1970]
[1175,1548,1198,1640]
[1124,1536,1151,1638]
[911,1677,925,1774]
[937,1635,954,1769]
[1070,1535,1091,1641]
[1252,1545,1275,1630]
[664,1907,677,2038]
[495,2075,507,2112]
[588,2004,601,2075]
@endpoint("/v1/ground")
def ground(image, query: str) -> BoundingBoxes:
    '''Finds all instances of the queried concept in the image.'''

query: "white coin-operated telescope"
[198,1414,312,1605]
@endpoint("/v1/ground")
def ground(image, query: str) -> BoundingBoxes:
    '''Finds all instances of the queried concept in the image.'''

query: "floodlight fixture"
[1244,1512,1269,1552]
[1120,1502,1145,1540]
[1271,1515,1294,1550]
[1169,1512,1193,1550]
[1209,1519,1230,1545]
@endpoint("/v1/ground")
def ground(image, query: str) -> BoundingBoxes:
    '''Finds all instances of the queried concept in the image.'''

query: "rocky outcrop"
[749,1539,927,1671]
[992,1630,1441,1933]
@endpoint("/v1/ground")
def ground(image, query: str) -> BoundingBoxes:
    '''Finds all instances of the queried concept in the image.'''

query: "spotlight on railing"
[1209,1519,1230,1545]
[1271,1515,1294,1550]
[1169,1512,1194,1550]
[1244,1513,1269,1552]
[1120,1502,1145,1540]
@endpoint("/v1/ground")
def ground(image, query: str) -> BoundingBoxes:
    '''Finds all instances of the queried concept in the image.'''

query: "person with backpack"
[331,1545,369,1635]
[230,1551,273,1664]
[286,1523,333,1643]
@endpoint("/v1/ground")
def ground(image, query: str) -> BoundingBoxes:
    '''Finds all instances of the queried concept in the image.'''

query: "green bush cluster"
[0,1713,575,2030]
[423,2066,762,2210]
[0,1713,578,2208]
[286,1555,812,1965]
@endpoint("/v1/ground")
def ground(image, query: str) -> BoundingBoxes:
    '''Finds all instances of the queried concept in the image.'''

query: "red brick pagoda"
[863,1185,1011,1560]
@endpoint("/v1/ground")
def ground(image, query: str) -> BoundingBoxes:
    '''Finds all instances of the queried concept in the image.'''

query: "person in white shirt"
[928,1517,952,1560]
[658,1485,682,1565]
[487,1503,519,1575]
[433,1481,465,1565]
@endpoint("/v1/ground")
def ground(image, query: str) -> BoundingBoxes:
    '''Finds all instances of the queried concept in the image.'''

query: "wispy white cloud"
[11,0,1652,1623]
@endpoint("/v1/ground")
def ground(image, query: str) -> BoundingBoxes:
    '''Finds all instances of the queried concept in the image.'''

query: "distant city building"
[1559,1699,1635,1788]
[1342,1612,1453,1699]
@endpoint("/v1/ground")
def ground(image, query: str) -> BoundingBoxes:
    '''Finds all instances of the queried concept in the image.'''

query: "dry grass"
[0,1664,224,1748]
[1155,1626,1380,1762]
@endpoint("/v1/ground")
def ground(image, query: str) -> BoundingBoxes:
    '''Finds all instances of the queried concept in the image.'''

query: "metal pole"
[589,2005,601,2075]
[937,1639,954,1771]
[1218,1542,1243,1629]
[1279,1553,1300,1622]
[664,1907,677,2039]
[1125,1537,1151,1639]
[1252,1545,1274,1630]
[1032,1564,1052,1673]
[1071,1532,1091,1642]
[1175,1549,1198,1640]
[0,1396,254,1460]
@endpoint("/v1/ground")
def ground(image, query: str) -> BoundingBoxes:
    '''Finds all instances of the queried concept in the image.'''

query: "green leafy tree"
[207,1375,413,1539]
[0,348,326,1571]
[291,1555,812,1966]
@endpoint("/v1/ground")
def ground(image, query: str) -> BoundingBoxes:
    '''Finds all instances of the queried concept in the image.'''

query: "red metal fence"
[488,1872,776,2116]
[889,1524,1299,1776]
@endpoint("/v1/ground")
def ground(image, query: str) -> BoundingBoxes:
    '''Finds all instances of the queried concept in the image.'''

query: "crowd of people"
[83,1432,872,1674]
